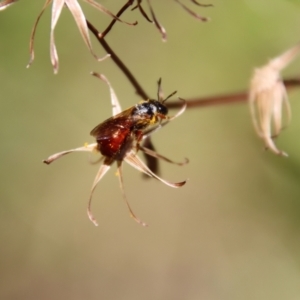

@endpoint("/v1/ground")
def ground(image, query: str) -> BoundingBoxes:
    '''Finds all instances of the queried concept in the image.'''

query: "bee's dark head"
[135,100,168,119]
[150,99,168,117]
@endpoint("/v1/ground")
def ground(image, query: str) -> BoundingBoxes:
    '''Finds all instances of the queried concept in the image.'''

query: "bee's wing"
[90,107,134,138]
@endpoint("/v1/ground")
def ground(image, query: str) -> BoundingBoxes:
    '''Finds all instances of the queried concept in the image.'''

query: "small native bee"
[91,99,169,160]
[43,73,187,227]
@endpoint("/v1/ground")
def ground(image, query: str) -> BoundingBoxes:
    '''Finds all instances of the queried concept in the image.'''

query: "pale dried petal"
[0,0,18,10]
[91,72,122,116]
[146,0,167,41]
[249,43,300,156]
[65,0,110,63]
[87,161,111,226]
[251,86,279,154]
[256,89,285,156]
[27,0,52,69]
[269,43,300,71]
[249,86,263,138]
[117,161,148,227]
[272,82,285,137]
[43,143,97,164]
[175,0,209,22]
[50,0,65,74]
[125,150,186,188]
[281,84,291,128]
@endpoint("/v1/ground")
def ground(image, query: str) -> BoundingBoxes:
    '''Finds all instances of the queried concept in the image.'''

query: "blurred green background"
[1,1,300,299]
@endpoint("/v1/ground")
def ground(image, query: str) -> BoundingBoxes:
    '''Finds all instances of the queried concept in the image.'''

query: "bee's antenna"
[156,78,177,103]
[157,78,164,102]
[163,90,177,103]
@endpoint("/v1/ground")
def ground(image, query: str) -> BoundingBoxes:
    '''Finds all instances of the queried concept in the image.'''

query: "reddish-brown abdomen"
[95,118,133,159]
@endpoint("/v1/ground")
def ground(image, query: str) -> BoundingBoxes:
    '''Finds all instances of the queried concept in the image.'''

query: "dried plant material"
[190,0,213,7]
[249,43,300,156]
[128,0,164,40]
[100,0,140,38]
[175,0,210,22]
[84,0,137,26]
[145,0,167,41]
[44,74,187,226]
[132,0,152,23]
[132,0,212,40]
[0,0,18,10]
[27,0,135,73]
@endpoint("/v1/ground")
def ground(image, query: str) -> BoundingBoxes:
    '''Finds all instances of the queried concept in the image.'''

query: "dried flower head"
[129,0,212,41]
[27,0,136,73]
[43,74,187,226]
[249,43,300,156]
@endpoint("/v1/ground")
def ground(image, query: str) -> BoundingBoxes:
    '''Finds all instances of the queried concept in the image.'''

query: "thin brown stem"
[166,91,247,109]
[284,78,300,88]
[166,78,300,109]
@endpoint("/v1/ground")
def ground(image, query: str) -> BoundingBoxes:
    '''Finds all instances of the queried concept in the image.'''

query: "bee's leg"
[88,154,104,165]
[135,130,143,142]
[116,160,148,227]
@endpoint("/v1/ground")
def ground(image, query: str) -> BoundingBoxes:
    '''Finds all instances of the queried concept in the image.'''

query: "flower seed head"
[249,43,300,156]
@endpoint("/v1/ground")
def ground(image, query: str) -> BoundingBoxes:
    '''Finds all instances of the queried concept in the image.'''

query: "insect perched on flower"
[43,73,188,227]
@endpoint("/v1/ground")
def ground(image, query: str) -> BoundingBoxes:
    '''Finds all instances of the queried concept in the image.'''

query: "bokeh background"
[1,1,300,299]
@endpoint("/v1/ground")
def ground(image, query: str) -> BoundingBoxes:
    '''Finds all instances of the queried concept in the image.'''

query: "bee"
[91,99,169,160]
[43,73,187,227]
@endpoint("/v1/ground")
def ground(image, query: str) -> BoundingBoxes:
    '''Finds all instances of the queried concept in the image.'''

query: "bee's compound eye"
[157,103,168,116]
